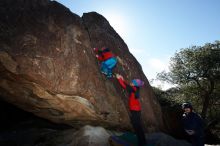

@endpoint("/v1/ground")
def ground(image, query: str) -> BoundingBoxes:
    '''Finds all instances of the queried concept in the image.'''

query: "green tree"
[157,41,220,119]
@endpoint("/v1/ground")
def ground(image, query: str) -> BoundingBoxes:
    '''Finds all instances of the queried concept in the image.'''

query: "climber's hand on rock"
[116,74,123,79]
[93,48,99,53]
[116,74,120,78]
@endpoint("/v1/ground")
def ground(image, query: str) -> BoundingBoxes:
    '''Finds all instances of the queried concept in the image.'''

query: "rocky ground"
[0,125,191,146]
[0,125,219,146]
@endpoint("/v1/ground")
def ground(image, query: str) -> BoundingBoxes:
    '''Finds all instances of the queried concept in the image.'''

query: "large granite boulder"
[0,0,164,131]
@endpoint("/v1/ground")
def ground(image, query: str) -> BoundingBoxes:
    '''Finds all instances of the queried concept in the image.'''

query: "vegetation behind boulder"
[154,42,220,144]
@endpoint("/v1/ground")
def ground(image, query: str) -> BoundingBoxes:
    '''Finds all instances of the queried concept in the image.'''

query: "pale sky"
[56,0,220,90]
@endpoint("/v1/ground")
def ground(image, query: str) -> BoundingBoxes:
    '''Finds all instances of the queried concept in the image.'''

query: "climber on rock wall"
[93,47,117,78]
[116,73,147,146]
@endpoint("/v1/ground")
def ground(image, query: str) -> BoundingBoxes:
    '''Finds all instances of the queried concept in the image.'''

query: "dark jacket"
[182,112,204,137]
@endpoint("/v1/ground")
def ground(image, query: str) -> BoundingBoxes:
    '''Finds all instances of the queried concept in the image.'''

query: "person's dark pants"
[190,135,204,146]
[130,110,147,146]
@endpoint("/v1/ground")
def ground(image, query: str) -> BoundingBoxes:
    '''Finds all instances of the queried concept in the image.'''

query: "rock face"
[0,0,164,131]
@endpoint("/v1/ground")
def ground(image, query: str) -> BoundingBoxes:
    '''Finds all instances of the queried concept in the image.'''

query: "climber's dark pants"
[130,110,147,146]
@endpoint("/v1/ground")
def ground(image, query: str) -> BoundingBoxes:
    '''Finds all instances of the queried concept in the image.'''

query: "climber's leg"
[101,62,108,75]
[105,58,117,77]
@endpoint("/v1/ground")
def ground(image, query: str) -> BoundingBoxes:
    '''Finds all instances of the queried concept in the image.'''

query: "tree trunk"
[200,79,214,119]
[201,93,210,119]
